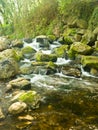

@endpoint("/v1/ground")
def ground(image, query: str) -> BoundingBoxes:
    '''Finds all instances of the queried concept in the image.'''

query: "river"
[0,38,98,130]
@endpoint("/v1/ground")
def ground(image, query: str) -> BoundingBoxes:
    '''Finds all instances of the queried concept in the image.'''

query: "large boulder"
[68,42,93,59]
[0,49,23,61]
[20,63,34,75]
[61,66,81,78]
[52,45,68,58]
[7,77,31,90]
[22,46,36,58]
[81,56,98,70]
[8,101,27,115]
[35,51,57,62]
[0,37,11,51]
[0,58,19,79]
[81,30,96,46]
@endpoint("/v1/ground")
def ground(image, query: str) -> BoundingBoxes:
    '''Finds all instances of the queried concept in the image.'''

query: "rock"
[93,27,98,36]
[46,61,57,75]
[23,38,32,43]
[74,34,82,42]
[63,36,73,45]
[0,58,19,79]
[76,19,87,29]
[18,115,34,121]
[0,36,11,51]
[81,56,98,70]
[52,45,68,58]
[0,107,5,119]
[16,121,32,129]
[81,30,96,46]
[22,46,36,58]
[20,63,34,75]
[8,101,27,115]
[36,35,50,49]
[18,91,41,109]
[35,51,57,62]
[61,66,81,78]
[7,77,31,90]
[95,41,98,49]
[11,39,23,48]
[0,49,23,61]
[11,91,25,102]
[68,18,87,29]
[68,42,93,59]
[47,35,56,43]
[90,68,98,76]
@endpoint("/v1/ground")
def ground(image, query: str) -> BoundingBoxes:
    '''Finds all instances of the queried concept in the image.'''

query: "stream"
[0,38,98,130]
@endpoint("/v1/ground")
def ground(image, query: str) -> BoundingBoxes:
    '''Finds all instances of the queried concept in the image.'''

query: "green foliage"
[89,7,98,30]
[0,0,98,38]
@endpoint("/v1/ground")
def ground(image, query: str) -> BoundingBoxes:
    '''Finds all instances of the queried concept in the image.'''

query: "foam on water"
[55,58,71,65]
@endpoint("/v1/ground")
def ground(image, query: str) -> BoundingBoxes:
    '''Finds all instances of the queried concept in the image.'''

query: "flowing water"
[0,39,98,130]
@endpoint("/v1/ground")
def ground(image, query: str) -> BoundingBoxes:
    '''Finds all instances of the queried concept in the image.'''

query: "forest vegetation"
[0,0,98,39]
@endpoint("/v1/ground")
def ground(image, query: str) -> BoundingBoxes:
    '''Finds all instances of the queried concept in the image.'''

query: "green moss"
[22,46,36,55]
[35,52,57,62]
[81,56,98,69]
[53,45,68,57]
[47,61,57,69]
[18,91,37,103]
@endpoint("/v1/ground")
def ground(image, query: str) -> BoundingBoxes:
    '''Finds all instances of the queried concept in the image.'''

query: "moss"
[35,52,57,62]
[13,49,23,61]
[22,46,36,55]
[47,61,57,69]
[81,56,98,69]
[53,45,68,57]
[18,91,37,103]
[47,35,56,42]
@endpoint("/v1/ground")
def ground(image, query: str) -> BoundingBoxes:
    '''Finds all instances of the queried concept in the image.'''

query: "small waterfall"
[23,38,40,51]
[55,58,71,65]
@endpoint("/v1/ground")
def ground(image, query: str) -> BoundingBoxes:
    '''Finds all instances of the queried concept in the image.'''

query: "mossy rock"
[11,39,24,48]
[46,61,57,74]
[68,18,87,29]
[20,64,34,75]
[18,91,41,108]
[81,56,98,70]
[14,48,23,61]
[0,37,11,51]
[68,42,93,59]
[0,49,23,61]
[18,91,37,103]
[46,61,57,70]
[81,30,96,46]
[22,46,36,55]
[35,52,57,62]
[63,28,77,36]
[0,58,19,79]
[53,45,68,57]
[47,35,56,42]
[63,36,73,45]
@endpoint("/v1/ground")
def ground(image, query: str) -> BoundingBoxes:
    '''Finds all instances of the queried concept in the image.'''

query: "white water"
[81,65,98,78]
[55,58,71,65]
